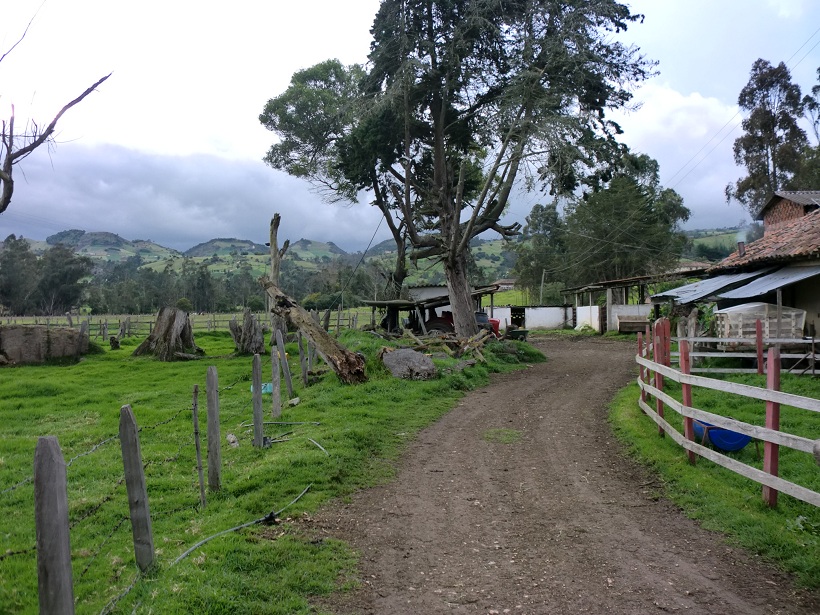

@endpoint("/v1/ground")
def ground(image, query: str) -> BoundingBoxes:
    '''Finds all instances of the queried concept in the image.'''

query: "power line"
[662,25,820,192]
[330,214,384,311]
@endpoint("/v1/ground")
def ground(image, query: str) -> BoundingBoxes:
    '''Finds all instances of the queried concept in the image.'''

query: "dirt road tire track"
[310,336,819,614]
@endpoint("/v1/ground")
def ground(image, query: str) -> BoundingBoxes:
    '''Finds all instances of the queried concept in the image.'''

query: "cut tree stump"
[132,307,203,361]
[261,278,366,384]
[228,308,265,355]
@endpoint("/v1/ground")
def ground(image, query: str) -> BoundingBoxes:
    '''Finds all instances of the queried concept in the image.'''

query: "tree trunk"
[445,251,479,338]
[228,308,265,355]
[268,214,290,337]
[132,307,203,361]
[261,279,367,384]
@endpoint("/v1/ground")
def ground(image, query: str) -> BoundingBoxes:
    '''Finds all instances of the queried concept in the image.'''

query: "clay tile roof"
[757,190,820,219]
[709,208,820,272]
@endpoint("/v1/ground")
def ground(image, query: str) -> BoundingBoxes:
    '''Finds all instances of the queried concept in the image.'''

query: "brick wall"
[763,199,806,231]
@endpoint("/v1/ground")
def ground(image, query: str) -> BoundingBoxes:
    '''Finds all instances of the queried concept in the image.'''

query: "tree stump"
[228,308,265,355]
[132,307,203,361]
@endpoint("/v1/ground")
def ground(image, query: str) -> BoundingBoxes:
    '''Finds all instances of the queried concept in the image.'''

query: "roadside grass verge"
[0,330,543,614]
[609,375,820,588]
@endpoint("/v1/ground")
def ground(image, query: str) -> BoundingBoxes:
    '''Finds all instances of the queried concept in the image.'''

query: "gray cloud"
[0,144,393,253]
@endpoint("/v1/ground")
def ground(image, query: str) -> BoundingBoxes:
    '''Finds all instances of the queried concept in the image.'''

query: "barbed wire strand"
[171,483,313,567]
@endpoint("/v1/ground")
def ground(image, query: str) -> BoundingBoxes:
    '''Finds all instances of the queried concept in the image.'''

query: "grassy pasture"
[0,330,543,614]
[610,373,820,587]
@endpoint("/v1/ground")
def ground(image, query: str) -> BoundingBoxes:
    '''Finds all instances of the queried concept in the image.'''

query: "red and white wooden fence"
[636,318,820,508]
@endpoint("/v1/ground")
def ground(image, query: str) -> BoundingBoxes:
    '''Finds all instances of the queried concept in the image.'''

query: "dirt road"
[312,336,819,614]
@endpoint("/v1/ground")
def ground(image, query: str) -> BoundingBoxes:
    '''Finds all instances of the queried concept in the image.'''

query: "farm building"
[654,191,820,338]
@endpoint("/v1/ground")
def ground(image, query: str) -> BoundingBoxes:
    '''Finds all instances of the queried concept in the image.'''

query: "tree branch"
[0,73,111,214]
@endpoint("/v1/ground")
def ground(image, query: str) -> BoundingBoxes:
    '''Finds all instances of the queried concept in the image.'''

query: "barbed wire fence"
[0,360,327,614]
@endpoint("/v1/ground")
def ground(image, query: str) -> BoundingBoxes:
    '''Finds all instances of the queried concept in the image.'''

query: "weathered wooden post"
[206,367,222,491]
[637,331,646,404]
[119,405,155,571]
[679,339,696,464]
[271,344,282,418]
[252,354,264,447]
[191,385,206,508]
[34,437,75,615]
[275,329,294,399]
[298,332,308,387]
[763,347,781,507]
[756,319,764,375]
[653,319,665,436]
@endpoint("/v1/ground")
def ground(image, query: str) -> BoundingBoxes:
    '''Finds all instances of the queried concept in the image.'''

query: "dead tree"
[261,278,366,384]
[1,73,111,214]
[132,307,203,361]
[268,213,290,336]
[228,308,265,354]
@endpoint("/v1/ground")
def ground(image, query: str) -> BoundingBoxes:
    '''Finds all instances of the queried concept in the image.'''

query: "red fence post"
[756,319,764,376]
[638,332,647,403]
[654,319,665,436]
[679,340,696,464]
[762,347,781,507]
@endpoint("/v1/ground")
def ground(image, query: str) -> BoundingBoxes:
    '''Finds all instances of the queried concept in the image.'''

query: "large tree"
[0,234,39,314]
[262,0,652,336]
[35,244,93,315]
[511,202,566,303]
[562,153,689,286]
[729,59,807,215]
[260,60,411,298]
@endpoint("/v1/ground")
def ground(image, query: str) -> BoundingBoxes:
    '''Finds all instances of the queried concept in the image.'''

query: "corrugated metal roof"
[716,264,820,299]
[652,269,772,304]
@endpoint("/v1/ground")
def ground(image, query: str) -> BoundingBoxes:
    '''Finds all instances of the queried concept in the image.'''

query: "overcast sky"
[1,0,818,252]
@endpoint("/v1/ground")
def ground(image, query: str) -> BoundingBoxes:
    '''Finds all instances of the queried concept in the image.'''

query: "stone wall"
[0,325,89,365]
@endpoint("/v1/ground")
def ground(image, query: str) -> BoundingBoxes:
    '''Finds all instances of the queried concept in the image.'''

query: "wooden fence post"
[679,340,696,465]
[756,319,764,375]
[271,343,282,418]
[34,436,75,615]
[336,304,342,337]
[252,354,264,447]
[638,332,646,404]
[119,405,155,572]
[206,366,222,491]
[653,319,665,436]
[763,347,781,507]
[298,332,308,387]
[192,385,206,509]
[275,329,294,399]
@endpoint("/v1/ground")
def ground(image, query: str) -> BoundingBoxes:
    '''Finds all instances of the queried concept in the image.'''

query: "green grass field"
[0,330,543,614]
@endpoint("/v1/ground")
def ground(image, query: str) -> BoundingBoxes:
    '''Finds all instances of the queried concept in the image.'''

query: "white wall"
[576,306,600,331]
[489,306,512,326]
[611,304,651,330]
[525,307,570,329]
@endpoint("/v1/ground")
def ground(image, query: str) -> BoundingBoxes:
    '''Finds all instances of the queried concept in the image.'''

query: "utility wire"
[662,25,820,191]
[330,214,384,311]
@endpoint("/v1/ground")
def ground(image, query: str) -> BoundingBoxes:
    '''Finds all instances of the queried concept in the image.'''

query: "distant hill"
[39,230,180,263]
[184,238,269,258]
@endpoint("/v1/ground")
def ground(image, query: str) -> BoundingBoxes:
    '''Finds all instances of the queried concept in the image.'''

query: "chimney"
[737,241,746,257]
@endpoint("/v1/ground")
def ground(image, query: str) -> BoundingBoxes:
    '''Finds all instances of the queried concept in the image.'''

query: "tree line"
[0,235,383,316]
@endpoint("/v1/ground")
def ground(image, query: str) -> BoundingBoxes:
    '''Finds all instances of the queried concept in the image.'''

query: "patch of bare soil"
[309,336,819,614]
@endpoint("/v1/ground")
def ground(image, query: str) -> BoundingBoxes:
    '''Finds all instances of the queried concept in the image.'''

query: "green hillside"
[34,230,181,263]
[184,238,269,258]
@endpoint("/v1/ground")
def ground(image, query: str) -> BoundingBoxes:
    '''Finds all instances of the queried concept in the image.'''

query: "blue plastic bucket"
[250,383,273,394]
[693,420,751,452]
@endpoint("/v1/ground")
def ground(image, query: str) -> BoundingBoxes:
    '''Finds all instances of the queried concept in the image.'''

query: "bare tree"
[0,17,111,214]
